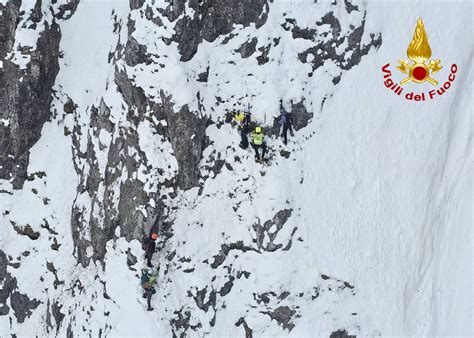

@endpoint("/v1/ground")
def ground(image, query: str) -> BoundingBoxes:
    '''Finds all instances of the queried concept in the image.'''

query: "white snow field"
[0,0,472,337]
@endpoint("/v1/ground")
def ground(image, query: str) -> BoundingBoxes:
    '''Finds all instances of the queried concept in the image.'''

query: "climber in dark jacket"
[278,100,294,145]
[233,108,251,149]
[142,232,158,267]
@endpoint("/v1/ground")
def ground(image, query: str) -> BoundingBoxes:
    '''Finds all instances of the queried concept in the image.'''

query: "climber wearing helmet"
[142,231,158,267]
[141,267,159,311]
[233,107,251,149]
[251,126,267,162]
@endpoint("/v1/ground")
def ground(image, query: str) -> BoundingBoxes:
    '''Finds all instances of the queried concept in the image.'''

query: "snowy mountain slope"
[0,0,472,337]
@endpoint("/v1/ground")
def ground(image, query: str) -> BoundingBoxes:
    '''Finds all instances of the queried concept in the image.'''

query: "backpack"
[141,271,150,289]
[142,236,151,252]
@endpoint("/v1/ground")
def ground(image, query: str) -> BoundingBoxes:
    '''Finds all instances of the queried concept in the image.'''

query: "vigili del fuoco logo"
[382,18,458,101]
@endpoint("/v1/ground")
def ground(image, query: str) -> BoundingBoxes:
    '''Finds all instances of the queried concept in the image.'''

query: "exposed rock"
[66,320,74,338]
[70,88,159,266]
[252,209,293,252]
[126,249,138,267]
[262,306,297,331]
[236,37,258,58]
[330,329,356,338]
[344,0,359,14]
[51,238,61,251]
[280,150,291,158]
[278,291,291,300]
[191,287,216,313]
[29,0,43,25]
[311,287,320,300]
[170,308,202,337]
[145,5,163,26]
[211,241,257,268]
[0,12,62,188]
[46,299,53,333]
[63,98,77,114]
[12,224,40,240]
[235,317,253,338]
[160,92,208,190]
[218,276,235,297]
[124,36,148,66]
[115,70,147,119]
[53,0,80,20]
[10,291,41,324]
[344,282,355,289]
[161,0,269,61]
[47,262,62,288]
[0,250,15,316]
[0,1,21,60]
[256,43,271,65]
[297,12,382,74]
[130,0,145,10]
[202,150,226,180]
[273,209,292,227]
[0,250,40,322]
[255,292,273,304]
[197,66,210,83]
[41,219,58,235]
[290,100,313,131]
[52,301,65,331]
[283,18,317,41]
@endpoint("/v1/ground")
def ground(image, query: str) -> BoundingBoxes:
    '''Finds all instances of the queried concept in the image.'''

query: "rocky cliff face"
[0,0,61,189]
[0,0,384,335]
[163,0,269,61]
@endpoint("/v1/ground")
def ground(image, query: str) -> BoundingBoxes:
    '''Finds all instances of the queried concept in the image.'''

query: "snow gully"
[381,63,458,101]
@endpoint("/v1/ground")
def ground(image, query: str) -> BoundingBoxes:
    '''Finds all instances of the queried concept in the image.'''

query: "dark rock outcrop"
[51,301,66,331]
[70,97,159,266]
[10,291,41,323]
[54,0,80,20]
[330,329,356,338]
[262,306,298,331]
[0,250,40,323]
[130,0,145,10]
[160,92,208,190]
[296,12,382,75]
[12,223,40,240]
[170,308,202,337]
[252,209,294,252]
[160,0,269,61]
[211,241,257,269]
[235,317,253,338]
[236,37,258,58]
[0,3,62,188]
[124,37,148,66]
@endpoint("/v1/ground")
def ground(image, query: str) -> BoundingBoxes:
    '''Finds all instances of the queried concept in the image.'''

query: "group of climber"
[140,224,160,311]
[232,99,294,163]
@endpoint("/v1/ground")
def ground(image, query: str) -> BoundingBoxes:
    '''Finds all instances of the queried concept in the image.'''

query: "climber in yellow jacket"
[251,126,267,162]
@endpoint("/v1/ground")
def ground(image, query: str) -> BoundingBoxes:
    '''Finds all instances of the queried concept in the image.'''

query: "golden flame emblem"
[397,18,442,85]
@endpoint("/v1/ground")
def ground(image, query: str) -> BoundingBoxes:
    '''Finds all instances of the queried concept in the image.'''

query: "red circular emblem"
[412,66,427,81]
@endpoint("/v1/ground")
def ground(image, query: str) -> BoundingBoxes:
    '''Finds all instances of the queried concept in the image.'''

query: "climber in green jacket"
[251,126,267,162]
[141,267,159,311]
